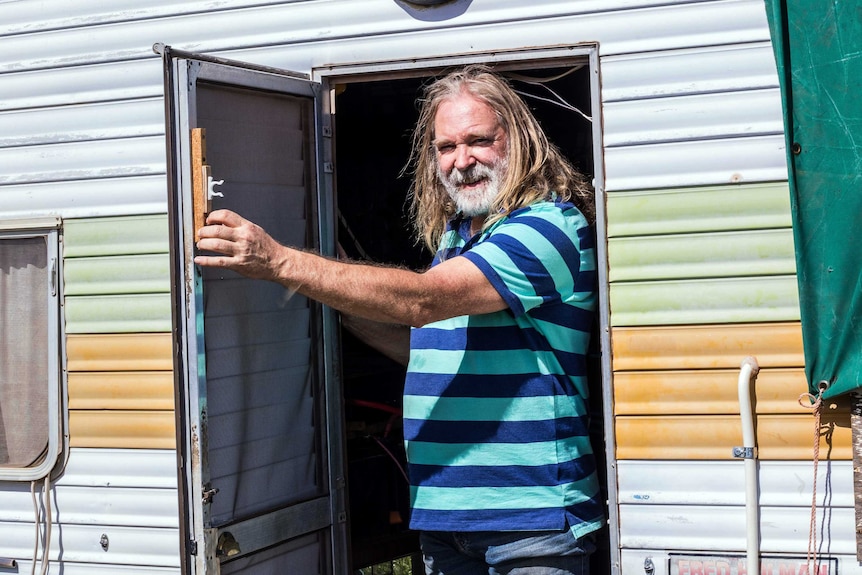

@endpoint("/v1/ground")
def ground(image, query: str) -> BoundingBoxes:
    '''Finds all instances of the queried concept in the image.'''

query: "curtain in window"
[0,237,49,467]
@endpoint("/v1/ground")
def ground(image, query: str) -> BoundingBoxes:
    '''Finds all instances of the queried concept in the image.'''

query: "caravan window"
[0,224,63,481]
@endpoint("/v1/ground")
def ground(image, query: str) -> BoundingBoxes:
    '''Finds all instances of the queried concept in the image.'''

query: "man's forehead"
[433,96,504,139]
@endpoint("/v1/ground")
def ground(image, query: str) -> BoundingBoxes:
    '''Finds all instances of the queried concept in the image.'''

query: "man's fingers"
[205,209,244,227]
[197,221,238,243]
[195,236,237,256]
[193,254,233,268]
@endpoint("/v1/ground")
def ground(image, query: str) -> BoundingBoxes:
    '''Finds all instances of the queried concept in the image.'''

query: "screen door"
[164,48,347,575]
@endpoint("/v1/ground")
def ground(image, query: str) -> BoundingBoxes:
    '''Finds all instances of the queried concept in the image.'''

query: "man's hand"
[194,209,287,281]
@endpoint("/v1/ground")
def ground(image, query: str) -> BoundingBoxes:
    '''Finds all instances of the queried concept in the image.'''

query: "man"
[195,65,603,575]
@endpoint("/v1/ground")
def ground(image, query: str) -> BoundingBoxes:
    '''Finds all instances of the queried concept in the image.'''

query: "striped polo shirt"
[404,200,603,538]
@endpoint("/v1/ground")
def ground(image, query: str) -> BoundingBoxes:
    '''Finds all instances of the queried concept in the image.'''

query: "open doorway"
[327,59,609,573]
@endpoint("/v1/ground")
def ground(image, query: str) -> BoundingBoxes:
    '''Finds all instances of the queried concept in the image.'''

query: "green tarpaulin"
[764,0,862,399]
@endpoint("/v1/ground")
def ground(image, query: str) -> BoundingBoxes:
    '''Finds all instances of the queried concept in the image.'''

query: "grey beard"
[437,158,508,217]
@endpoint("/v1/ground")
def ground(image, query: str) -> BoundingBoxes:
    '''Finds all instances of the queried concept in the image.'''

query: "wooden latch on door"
[191,128,224,242]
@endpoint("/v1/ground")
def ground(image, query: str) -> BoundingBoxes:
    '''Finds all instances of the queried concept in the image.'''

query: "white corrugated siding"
[0,448,179,572]
[617,461,855,568]
[0,0,780,218]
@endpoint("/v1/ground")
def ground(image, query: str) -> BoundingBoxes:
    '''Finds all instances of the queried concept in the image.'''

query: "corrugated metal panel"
[65,294,171,333]
[0,136,164,186]
[64,246,170,332]
[63,214,174,447]
[64,254,170,295]
[0,448,179,570]
[606,182,792,237]
[0,0,770,73]
[66,334,173,448]
[0,176,167,220]
[601,42,779,102]
[611,322,803,371]
[1,0,296,32]
[0,486,177,527]
[609,323,839,461]
[69,411,175,449]
[16,563,178,575]
[614,367,807,415]
[609,275,800,326]
[603,88,783,147]
[0,98,163,148]
[615,412,850,460]
[66,334,172,371]
[604,134,786,192]
[0,0,781,218]
[60,447,177,488]
[618,460,851,506]
[4,0,726,35]
[0,61,162,112]
[68,372,174,410]
[608,229,796,282]
[619,504,854,554]
[0,523,179,567]
[64,215,168,257]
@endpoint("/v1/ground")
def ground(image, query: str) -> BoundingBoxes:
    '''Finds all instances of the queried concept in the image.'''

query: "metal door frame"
[313,43,618,574]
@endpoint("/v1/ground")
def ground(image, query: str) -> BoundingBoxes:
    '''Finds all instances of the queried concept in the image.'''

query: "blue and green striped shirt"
[404,200,603,538]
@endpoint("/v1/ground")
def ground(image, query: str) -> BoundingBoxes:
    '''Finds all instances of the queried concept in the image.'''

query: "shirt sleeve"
[460,204,595,317]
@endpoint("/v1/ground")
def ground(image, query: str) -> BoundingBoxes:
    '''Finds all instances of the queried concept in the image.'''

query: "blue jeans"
[419,529,596,575]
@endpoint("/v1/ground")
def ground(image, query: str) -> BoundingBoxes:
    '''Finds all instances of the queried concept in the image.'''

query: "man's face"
[433,94,509,217]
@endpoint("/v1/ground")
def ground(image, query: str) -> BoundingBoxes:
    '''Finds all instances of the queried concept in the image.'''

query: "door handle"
[191,128,225,242]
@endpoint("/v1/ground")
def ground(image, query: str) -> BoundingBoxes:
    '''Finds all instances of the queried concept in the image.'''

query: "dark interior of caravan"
[332,63,608,573]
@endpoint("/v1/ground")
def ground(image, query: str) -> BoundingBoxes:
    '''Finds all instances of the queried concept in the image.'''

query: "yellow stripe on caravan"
[615,413,850,460]
[67,333,173,372]
[68,372,174,410]
[614,368,808,415]
[610,322,853,461]
[67,334,174,449]
[69,411,175,449]
[611,322,804,371]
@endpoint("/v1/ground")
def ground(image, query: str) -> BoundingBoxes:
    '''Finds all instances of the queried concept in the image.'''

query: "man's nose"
[453,145,475,170]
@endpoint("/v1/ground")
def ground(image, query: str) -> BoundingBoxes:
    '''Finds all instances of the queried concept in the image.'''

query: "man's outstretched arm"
[194,209,506,328]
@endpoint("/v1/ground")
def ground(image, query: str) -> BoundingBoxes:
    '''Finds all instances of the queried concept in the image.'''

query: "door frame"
[313,43,619,574]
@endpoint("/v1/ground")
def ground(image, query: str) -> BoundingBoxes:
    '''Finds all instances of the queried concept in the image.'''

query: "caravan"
[0,0,853,573]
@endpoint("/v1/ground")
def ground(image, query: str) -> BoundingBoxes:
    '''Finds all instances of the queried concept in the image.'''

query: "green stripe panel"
[64,214,169,257]
[610,276,800,327]
[608,228,796,282]
[65,294,172,334]
[606,182,792,238]
[64,254,170,295]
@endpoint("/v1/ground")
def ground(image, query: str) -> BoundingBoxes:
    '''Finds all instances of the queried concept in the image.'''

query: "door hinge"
[188,540,198,556]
